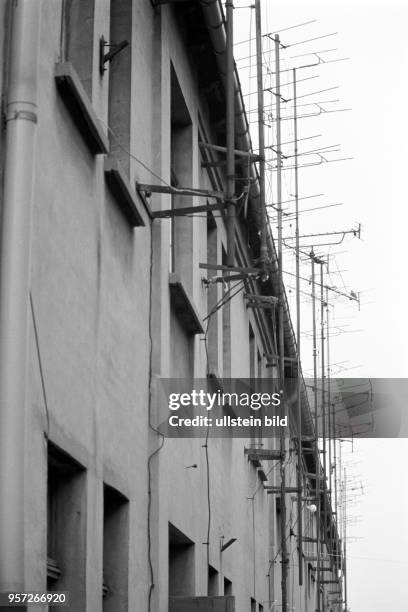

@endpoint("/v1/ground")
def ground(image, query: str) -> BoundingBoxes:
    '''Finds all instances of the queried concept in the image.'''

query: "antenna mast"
[275,32,289,612]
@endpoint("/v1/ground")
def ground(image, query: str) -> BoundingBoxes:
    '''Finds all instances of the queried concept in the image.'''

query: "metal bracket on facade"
[137,183,225,201]
[99,36,129,75]
[99,36,129,76]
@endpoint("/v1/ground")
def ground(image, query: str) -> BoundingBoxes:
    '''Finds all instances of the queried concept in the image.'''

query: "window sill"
[104,157,147,227]
[169,273,204,335]
[55,62,109,155]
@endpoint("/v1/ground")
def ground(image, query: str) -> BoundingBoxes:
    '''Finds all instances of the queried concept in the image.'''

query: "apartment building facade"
[0,0,342,610]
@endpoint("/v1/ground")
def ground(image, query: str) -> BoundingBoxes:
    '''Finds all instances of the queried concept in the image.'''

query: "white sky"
[233,1,408,609]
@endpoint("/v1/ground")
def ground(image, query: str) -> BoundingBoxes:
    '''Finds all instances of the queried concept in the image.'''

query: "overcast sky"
[233,1,408,609]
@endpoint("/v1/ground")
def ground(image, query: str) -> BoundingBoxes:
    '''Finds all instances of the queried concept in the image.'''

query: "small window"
[170,64,193,284]
[108,0,132,174]
[103,484,129,611]
[62,0,95,97]
[208,565,219,596]
[169,523,195,597]
[224,576,232,596]
[47,443,86,609]
[251,597,256,612]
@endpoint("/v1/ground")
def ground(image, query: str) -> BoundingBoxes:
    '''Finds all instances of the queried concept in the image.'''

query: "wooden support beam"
[152,201,227,218]
[245,294,278,308]
[205,273,259,283]
[302,537,318,543]
[137,183,224,200]
[199,263,260,274]
[304,555,331,563]
[265,487,300,494]
[245,448,282,461]
[199,141,262,160]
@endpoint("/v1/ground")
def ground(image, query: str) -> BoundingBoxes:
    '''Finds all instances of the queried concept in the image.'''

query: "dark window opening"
[62,0,95,97]
[47,442,86,609]
[170,64,193,280]
[169,523,195,597]
[108,0,132,174]
[103,484,129,611]
[208,565,219,596]
[224,576,232,596]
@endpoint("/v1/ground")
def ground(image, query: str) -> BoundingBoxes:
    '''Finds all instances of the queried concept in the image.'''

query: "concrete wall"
[0,1,337,611]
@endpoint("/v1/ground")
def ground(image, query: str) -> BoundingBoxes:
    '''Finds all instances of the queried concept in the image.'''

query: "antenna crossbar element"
[283,225,361,241]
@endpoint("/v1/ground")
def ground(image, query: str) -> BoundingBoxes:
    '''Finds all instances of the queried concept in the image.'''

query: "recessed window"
[62,0,95,97]
[168,523,195,597]
[208,565,219,596]
[170,64,193,281]
[224,576,232,596]
[47,443,86,609]
[108,0,132,174]
[103,484,129,611]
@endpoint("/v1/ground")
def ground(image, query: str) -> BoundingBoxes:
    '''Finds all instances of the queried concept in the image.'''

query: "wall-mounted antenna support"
[99,36,129,75]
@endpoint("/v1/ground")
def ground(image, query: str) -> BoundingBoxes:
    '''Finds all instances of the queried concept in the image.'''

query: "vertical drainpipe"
[225,0,235,267]
[0,0,41,592]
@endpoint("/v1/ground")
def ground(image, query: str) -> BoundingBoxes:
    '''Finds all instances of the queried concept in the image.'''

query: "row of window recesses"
[47,442,129,609]
[47,443,256,610]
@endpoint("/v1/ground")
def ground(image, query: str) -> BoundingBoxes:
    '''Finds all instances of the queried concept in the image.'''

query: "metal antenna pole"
[293,66,303,587]
[320,262,327,570]
[326,285,332,523]
[255,0,267,274]
[275,33,288,612]
[311,251,321,612]
[333,361,339,572]
[226,0,235,266]
[343,468,348,612]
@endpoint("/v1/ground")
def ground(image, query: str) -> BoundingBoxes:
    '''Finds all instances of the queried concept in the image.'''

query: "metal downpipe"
[0,0,40,592]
